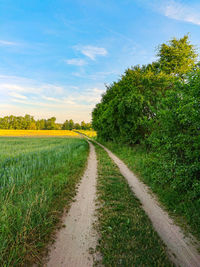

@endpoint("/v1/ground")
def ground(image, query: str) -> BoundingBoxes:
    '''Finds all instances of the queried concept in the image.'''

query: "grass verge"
[0,137,89,266]
[94,142,173,266]
[97,140,200,242]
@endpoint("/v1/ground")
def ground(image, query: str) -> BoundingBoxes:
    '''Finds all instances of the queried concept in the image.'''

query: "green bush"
[147,70,200,200]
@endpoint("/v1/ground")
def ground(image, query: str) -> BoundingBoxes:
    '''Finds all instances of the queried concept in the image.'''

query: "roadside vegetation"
[0,137,89,266]
[98,141,200,240]
[94,143,173,266]
[92,35,200,240]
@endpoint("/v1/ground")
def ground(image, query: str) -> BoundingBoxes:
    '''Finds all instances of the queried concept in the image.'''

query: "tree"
[92,35,198,144]
[68,119,74,130]
[29,122,37,130]
[157,35,197,78]
[81,121,87,130]
[74,123,81,130]
[92,65,173,143]
[62,120,70,130]
[36,119,45,130]
[45,117,57,130]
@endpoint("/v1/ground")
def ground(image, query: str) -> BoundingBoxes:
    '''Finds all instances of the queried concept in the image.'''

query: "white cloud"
[0,40,18,46]
[41,84,64,95]
[65,58,87,66]
[0,80,64,96]
[147,0,200,26]
[0,74,105,122]
[75,45,108,60]
[42,96,62,102]
[9,92,27,100]
[163,1,200,25]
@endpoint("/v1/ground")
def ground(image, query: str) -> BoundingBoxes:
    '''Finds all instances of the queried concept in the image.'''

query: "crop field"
[0,129,79,137]
[75,130,97,138]
[0,137,89,266]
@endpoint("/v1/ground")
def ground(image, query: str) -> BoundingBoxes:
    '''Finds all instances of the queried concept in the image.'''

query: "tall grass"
[0,137,89,266]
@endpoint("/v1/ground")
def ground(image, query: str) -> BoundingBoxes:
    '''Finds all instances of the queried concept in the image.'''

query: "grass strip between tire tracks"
[93,142,173,266]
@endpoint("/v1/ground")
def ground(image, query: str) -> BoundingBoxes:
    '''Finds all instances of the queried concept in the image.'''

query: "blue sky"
[0,0,200,122]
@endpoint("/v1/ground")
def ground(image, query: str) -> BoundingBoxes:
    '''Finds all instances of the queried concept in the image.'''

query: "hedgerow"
[92,35,200,238]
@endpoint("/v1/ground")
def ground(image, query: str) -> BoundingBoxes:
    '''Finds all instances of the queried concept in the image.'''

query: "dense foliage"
[0,114,91,130]
[92,35,200,237]
[147,70,200,197]
[92,35,198,144]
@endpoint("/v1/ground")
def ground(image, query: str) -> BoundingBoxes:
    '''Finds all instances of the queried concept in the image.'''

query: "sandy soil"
[46,142,98,267]
[96,141,200,267]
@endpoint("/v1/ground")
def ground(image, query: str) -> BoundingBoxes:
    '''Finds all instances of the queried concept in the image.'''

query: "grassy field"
[94,142,173,266]
[98,141,200,241]
[0,129,79,137]
[0,137,89,266]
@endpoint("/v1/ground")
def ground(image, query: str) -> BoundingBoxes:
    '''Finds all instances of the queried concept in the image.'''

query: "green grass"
[94,142,173,266]
[98,140,200,242]
[0,137,89,266]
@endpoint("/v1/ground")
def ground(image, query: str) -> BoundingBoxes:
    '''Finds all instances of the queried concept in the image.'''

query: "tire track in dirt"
[95,140,200,267]
[46,142,99,267]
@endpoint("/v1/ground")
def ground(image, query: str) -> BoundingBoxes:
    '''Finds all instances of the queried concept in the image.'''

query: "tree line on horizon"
[0,115,92,130]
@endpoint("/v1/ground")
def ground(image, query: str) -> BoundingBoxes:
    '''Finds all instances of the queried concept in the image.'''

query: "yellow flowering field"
[75,130,97,138]
[0,129,79,137]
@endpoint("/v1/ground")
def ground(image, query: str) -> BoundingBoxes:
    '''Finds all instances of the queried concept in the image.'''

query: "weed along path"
[47,142,98,267]
[94,140,200,267]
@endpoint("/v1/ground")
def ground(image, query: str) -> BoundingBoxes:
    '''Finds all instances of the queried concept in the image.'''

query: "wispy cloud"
[72,70,118,80]
[75,45,108,60]
[147,0,200,26]
[0,79,64,96]
[0,40,18,46]
[42,96,62,102]
[10,88,104,108]
[0,74,105,122]
[65,58,87,66]
[9,92,27,100]
[163,1,200,25]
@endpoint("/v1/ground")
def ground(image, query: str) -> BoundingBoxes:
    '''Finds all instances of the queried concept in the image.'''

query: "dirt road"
[47,142,98,267]
[96,141,200,267]
[46,135,200,267]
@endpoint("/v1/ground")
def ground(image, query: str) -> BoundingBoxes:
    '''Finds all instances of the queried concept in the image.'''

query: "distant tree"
[74,123,81,130]
[45,117,57,130]
[29,122,37,130]
[62,120,70,130]
[85,123,92,129]
[81,121,87,130]
[68,119,74,130]
[24,114,35,129]
[36,119,45,130]
[56,123,62,130]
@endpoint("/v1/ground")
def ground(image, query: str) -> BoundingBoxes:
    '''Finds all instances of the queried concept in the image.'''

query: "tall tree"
[157,35,197,78]
[92,35,198,144]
